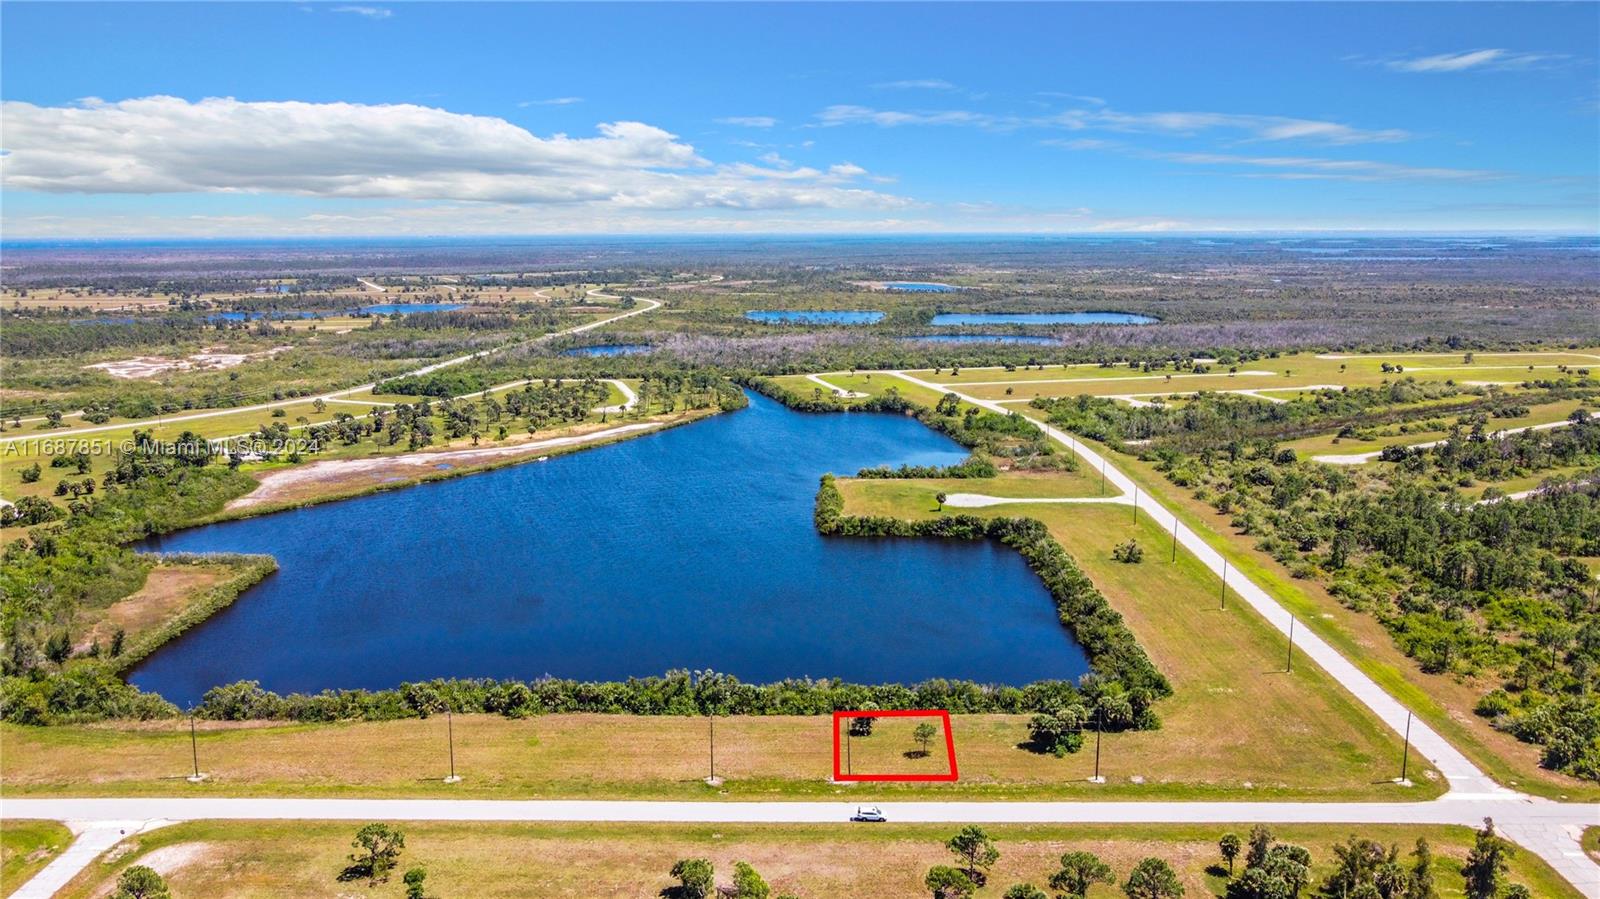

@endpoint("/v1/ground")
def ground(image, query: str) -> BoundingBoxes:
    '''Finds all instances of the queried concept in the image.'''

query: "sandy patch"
[87,346,292,379]
[227,421,663,511]
[73,564,231,651]
[91,842,217,897]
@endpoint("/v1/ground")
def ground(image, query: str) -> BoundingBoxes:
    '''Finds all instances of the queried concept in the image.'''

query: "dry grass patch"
[54,821,1583,899]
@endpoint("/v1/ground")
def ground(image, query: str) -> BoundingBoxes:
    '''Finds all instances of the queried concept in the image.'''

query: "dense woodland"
[1036,389,1600,781]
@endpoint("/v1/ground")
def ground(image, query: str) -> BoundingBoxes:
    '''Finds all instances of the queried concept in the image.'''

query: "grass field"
[49,821,1581,899]
[1,820,71,898]
[1281,397,1590,459]
[833,480,1437,799]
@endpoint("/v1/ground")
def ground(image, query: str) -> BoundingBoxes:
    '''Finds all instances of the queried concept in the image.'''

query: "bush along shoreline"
[814,473,1171,733]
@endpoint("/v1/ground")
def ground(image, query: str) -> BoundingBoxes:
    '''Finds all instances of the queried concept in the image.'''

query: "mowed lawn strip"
[834,480,1432,798]
[1,819,72,898]
[53,821,1583,899]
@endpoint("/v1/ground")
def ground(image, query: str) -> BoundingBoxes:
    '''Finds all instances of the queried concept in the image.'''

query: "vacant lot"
[1,819,71,898]
[52,821,1581,899]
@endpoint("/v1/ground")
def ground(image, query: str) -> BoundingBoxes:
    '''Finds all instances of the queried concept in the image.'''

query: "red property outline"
[832,709,959,782]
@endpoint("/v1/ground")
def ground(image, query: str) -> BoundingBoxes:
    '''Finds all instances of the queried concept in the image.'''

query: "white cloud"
[716,116,778,128]
[0,96,910,212]
[819,103,1409,144]
[331,6,391,19]
[873,79,957,91]
[817,105,1014,130]
[519,97,584,107]
[1385,48,1558,73]
[1053,140,1500,183]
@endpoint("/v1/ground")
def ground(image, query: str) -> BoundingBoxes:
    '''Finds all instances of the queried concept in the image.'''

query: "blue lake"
[209,311,322,321]
[884,282,957,292]
[131,393,1088,705]
[931,312,1157,326]
[362,303,464,315]
[901,335,1060,346]
[746,310,885,325]
[561,344,654,357]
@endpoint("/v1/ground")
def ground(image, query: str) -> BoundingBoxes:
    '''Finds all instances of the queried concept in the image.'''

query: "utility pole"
[1286,617,1296,673]
[1170,516,1179,562]
[846,722,852,775]
[186,712,205,783]
[1089,706,1105,783]
[1398,711,1413,786]
[1100,458,1106,496]
[443,708,461,783]
[1132,487,1139,524]
[1220,559,1228,609]
[706,712,719,785]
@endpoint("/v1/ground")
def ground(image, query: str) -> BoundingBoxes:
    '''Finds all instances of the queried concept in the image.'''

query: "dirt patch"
[73,564,231,651]
[91,843,216,898]
[227,420,664,511]
[87,346,291,379]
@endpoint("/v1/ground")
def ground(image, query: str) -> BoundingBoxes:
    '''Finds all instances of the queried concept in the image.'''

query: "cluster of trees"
[1384,410,1598,485]
[856,454,999,479]
[915,826,1185,899]
[816,474,1171,731]
[336,822,433,897]
[1072,393,1600,779]
[665,858,788,899]
[1028,380,1544,454]
[0,433,258,717]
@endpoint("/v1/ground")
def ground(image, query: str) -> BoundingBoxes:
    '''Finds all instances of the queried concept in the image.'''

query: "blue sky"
[2,2,1596,236]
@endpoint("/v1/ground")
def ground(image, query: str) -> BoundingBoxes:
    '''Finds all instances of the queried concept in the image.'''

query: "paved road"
[1313,419,1576,465]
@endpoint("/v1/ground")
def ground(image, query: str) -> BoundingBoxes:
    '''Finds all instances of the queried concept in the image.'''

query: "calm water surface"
[133,393,1088,705]
[901,335,1060,346]
[560,344,653,356]
[884,282,957,292]
[931,312,1157,326]
[362,303,464,314]
[746,310,885,324]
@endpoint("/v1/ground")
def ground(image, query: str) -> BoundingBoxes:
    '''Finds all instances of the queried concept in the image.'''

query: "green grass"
[834,478,1442,800]
[2,819,71,898]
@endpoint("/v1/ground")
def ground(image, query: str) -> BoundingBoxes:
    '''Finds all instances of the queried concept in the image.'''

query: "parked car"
[851,806,886,822]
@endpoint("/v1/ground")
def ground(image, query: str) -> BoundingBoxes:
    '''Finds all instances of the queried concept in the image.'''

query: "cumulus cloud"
[818,102,1409,144]
[0,96,908,212]
[1385,48,1559,73]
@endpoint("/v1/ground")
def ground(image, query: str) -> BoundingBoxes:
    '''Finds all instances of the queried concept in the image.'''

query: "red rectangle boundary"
[832,709,958,782]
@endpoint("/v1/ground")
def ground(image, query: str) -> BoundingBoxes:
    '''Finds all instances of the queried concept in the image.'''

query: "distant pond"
[901,335,1060,346]
[884,282,958,292]
[561,344,654,357]
[746,310,885,325]
[362,303,464,315]
[131,392,1088,705]
[931,312,1157,326]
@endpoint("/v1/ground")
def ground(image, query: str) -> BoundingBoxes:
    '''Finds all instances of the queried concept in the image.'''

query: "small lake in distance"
[884,282,958,292]
[362,303,464,315]
[132,392,1089,705]
[561,344,653,356]
[901,335,1060,346]
[931,312,1157,326]
[746,310,885,324]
